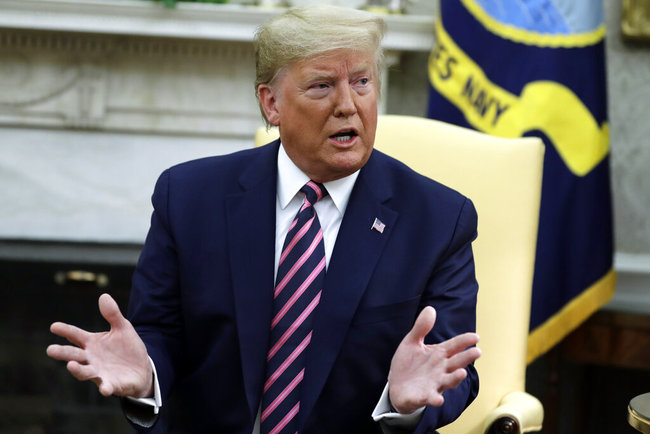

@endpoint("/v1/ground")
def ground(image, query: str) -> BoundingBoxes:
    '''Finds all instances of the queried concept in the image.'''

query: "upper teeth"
[335,135,352,142]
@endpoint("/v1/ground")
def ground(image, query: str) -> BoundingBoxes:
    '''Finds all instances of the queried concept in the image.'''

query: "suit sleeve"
[414,197,480,433]
[125,169,186,428]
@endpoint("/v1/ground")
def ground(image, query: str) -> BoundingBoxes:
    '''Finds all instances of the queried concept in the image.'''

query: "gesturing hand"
[46,293,153,399]
[387,306,481,414]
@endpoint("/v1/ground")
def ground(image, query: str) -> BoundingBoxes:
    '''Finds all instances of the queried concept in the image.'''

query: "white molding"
[614,252,650,274]
[382,14,436,52]
[0,0,435,52]
[0,29,260,136]
[605,252,650,313]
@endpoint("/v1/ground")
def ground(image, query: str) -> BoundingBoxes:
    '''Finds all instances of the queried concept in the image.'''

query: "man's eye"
[359,78,369,85]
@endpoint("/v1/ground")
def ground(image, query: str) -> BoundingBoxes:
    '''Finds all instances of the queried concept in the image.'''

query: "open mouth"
[330,130,358,143]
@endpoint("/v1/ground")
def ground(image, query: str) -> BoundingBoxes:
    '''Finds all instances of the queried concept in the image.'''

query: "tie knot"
[301,181,328,206]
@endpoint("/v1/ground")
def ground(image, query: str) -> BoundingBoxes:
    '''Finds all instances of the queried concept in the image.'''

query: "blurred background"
[0,0,648,433]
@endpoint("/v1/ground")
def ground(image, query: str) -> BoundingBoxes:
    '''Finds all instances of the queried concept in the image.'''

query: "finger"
[437,332,480,356]
[98,381,115,397]
[407,306,437,345]
[439,367,469,392]
[446,346,482,372]
[68,362,115,398]
[46,344,87,363]
[50,322,92,348]
[67,360,98,382]
[98,293,127,330]
[427,390,445,407]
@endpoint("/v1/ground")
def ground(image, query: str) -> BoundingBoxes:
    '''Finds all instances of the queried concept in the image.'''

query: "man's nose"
[334,84,357,118]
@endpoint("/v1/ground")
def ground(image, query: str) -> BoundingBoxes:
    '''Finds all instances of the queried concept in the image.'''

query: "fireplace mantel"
[0,0,435,259]
[0,0,435,51]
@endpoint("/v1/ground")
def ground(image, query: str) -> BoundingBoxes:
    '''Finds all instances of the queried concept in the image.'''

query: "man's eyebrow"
[304,65,373,82]
[304,72,335,82]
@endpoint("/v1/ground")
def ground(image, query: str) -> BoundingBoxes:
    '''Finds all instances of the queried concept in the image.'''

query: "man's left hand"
[387,306,481,414]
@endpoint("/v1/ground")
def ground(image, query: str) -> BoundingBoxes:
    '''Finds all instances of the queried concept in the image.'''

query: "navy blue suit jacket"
[127,140,479,433]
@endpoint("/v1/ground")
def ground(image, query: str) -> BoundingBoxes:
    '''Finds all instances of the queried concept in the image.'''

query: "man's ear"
[258,84,281,126]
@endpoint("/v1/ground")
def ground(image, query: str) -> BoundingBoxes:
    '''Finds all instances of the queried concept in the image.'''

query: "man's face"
[258,49,378,183]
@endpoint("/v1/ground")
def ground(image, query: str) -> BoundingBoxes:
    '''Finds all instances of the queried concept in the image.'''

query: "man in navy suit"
[47,6,481,433]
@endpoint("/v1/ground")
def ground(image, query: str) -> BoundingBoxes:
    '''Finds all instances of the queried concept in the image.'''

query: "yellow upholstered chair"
[255,114,545,434]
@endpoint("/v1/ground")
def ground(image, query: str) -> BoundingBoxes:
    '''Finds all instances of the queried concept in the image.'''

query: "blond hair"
[254,6,386,125]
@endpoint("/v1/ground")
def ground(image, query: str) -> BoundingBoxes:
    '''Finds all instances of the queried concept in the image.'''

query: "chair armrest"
[483,391,544,434]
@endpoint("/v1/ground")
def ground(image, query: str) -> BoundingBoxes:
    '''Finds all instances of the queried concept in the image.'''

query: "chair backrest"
[255,114,545,433]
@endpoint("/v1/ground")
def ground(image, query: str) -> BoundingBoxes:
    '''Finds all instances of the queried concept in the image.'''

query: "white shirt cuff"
[372,383,425,430]
[125,356,162,414]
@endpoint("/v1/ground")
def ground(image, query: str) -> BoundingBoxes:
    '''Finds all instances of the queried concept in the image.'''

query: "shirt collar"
[277,143,359,215]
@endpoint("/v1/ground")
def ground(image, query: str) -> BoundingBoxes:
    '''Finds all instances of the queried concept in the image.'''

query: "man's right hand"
[47,293,153,399]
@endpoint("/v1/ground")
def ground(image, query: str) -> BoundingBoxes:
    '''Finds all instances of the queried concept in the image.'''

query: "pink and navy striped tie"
[260,181,328,434]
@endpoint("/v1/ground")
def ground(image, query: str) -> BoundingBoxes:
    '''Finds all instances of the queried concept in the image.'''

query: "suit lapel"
[298,152,399,427]
[226,141,280,420]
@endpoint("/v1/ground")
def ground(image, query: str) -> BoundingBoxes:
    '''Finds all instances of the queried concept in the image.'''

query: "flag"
[372,218,386,234]
[427,0,616,363]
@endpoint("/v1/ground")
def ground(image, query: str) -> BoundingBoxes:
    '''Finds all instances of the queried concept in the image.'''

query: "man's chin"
[320,156,370,182]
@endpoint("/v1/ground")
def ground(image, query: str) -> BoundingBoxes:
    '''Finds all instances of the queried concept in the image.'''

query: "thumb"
[407,306,436,345]
[98,293,127,330]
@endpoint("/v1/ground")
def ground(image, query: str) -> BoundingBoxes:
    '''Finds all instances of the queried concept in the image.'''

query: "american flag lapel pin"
[371,217,386,234]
